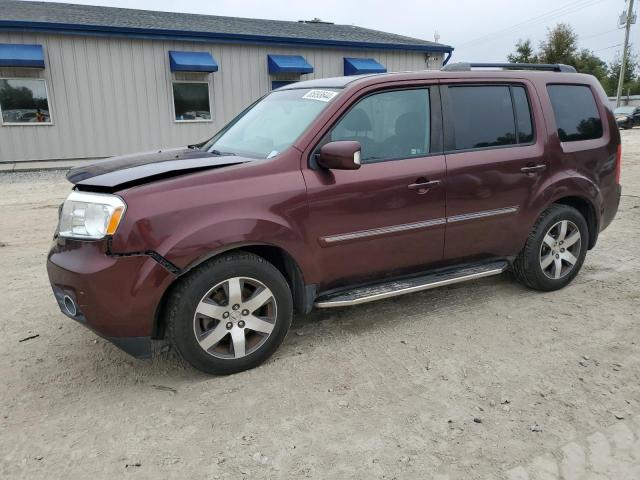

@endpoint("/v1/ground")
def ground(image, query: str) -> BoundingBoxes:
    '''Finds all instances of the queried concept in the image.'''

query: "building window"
[0,78,52,125]
[172,81,212,122]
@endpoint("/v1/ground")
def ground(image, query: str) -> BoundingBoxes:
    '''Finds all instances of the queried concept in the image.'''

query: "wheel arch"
[549,195,599,249]
[152,242,313,340]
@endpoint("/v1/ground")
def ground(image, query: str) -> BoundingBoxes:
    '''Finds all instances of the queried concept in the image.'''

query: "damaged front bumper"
[47,237,176,359]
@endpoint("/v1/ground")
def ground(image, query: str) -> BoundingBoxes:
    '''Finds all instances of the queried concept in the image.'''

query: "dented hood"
[67,147,251,190]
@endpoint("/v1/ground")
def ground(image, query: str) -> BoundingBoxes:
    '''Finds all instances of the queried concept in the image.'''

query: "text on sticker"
[302,90,338,102]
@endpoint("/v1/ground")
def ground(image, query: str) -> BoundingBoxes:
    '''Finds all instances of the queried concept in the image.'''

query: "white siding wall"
[0,32,442,162]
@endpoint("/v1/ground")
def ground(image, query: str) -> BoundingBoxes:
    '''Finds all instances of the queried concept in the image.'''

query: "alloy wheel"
[539,220,582,280]
[193,277,277,359]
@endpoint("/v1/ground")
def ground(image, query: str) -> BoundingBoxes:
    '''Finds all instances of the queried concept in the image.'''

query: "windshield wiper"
[187,144,200,150]
[210,149,237,156]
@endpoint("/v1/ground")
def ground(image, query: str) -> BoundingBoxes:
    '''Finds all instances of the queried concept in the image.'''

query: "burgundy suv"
[47,63,622,374]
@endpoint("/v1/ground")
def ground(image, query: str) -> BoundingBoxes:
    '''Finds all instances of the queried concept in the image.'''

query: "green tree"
[537,23,578,65]
[605,47,638,96]
[506,23,611,87]
[507,39,537,63]
[0,79,47,110]
[575,49,608,80]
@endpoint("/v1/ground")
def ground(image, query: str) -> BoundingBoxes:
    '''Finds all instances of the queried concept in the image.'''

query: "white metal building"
[608,95,640,107]
[0,0,453,163]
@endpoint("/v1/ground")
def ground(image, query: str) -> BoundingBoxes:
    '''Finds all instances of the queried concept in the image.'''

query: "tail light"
[615,143,622,185]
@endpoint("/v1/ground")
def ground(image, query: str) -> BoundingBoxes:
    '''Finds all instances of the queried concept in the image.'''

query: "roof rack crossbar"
[441,62,576,73]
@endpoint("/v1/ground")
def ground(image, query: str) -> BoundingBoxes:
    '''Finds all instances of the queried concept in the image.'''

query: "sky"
[37,0,632,65]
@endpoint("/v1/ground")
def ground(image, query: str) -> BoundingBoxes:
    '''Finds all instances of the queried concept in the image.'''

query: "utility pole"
[616,0,635,107]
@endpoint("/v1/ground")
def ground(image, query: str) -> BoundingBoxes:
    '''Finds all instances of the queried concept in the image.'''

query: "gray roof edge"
[0,19,454,52]
[0,0,453,52]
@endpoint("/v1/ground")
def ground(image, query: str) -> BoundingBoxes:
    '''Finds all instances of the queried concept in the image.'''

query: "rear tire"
[166,252,293,375]
[512,204,588,291]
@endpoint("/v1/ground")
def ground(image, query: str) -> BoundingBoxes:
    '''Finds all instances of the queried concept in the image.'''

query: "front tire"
[166,252,293,375]
[513,204,589,291]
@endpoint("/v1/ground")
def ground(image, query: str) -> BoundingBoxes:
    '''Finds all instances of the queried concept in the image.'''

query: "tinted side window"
[329,89,430,163]
[547,85,603,142]
[449,86,516,150]
[512,86,534,143]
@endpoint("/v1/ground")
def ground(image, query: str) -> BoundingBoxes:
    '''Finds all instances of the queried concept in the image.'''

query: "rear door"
[301,85,446,289]
[441,81,549,262]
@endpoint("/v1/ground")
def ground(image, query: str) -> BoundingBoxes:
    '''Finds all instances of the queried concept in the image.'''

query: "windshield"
[202,88,341,158]
[614,106,635,115]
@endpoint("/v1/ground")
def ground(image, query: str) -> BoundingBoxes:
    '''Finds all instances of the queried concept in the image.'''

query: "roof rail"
[441,62,577,73]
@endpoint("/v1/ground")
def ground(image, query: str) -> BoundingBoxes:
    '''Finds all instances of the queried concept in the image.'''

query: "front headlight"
[57,191,126,240]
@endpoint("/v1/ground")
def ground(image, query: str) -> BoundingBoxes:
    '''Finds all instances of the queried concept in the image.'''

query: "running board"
[314,260,509,308]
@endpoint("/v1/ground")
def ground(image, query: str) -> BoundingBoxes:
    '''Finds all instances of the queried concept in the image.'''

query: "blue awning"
[0,44,45,68]
[267,54,313,74]
[344,57,386,75]
[169,51,218,72]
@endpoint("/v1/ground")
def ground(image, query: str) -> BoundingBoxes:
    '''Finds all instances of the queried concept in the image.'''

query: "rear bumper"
[600,183,622,233]
[47,238,175,358]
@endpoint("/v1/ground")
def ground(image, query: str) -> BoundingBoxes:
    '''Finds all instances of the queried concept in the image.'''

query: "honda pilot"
[47,63,622,374]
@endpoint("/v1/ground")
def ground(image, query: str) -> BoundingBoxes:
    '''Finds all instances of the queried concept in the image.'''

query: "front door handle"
[521,164,547,174]
[408,179,441,194]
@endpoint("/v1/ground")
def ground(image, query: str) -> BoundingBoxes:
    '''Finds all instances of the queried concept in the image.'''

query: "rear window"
[547,85,603,142]
[449,85,516,150]
[512,86,534,143]
[447,85,535,151]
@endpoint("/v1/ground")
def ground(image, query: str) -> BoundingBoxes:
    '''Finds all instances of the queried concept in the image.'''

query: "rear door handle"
[520,164,547,174]
[408,179,441,194]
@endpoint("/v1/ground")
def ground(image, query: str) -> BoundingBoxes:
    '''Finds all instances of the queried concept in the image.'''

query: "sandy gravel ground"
[1,130,639,480]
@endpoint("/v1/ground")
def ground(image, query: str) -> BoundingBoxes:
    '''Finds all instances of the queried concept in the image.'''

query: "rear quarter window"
[512,86,534,143]
[547,85,603,142]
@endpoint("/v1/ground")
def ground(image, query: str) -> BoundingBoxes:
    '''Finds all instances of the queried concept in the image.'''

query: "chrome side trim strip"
[314,267,507,308]
[446,206,519,223]
[320,206,519,246]
[321,218,446,244]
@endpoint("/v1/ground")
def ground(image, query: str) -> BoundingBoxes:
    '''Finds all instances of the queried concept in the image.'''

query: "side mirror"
[317,141,361,170]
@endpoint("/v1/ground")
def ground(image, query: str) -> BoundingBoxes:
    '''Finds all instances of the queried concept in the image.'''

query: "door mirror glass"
[317,141,362,170]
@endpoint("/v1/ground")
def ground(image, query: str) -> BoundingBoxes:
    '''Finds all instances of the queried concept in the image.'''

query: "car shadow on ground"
[72,271,529,388]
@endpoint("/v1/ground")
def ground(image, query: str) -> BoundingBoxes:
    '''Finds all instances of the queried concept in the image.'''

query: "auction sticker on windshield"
[302,90,338,102]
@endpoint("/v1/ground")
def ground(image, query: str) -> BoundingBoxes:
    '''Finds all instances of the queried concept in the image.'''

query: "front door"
[302,86,447,289]
[440,82,549,262]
